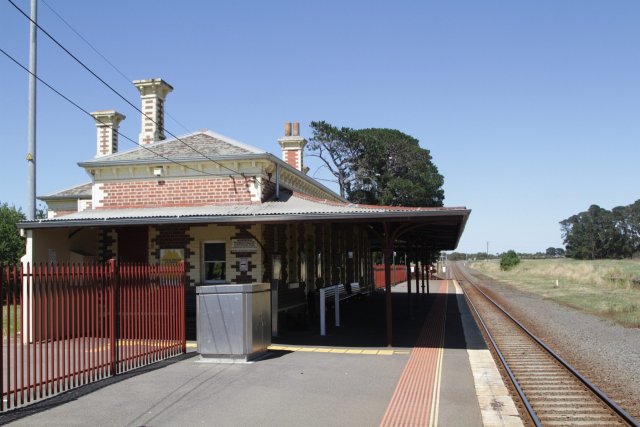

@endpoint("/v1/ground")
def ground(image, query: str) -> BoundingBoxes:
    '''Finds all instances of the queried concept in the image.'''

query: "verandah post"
[383,223,393,347]
[406,252,411,318]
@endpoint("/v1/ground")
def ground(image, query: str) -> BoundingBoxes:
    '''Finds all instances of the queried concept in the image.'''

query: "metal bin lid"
[196,282,270,294]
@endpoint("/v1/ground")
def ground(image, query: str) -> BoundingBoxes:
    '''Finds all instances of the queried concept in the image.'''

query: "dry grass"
[3,304,21,336]
[469,259,640,327]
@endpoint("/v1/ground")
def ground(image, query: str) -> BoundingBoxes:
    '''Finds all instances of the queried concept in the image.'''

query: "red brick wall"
[285,150,300,169]
[98,177,254,208]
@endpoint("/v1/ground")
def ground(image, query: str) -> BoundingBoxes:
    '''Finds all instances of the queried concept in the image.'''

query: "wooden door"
[117,226,149,263]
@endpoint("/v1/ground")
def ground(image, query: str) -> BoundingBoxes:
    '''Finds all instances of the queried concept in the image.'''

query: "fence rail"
[372,265,408,289]
[1,261,185,412]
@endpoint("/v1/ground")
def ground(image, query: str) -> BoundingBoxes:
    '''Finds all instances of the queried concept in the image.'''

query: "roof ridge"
[290,192,465,212]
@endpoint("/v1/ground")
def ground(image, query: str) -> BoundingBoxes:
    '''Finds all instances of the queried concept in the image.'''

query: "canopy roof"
[20,192,470,250]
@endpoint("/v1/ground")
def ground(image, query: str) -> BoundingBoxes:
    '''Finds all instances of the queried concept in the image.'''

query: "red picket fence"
[373,264,408,289]
[1,261,185,412]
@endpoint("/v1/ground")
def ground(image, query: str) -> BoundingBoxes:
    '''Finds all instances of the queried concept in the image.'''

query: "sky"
[1,1,639,254]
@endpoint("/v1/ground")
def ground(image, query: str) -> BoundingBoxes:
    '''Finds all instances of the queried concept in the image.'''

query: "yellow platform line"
[267,345,409,356]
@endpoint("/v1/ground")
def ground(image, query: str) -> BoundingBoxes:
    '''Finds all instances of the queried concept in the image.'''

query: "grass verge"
[469,258,640,327]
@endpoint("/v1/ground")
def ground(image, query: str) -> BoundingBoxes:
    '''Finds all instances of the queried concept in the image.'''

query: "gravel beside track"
[459,263,640,421]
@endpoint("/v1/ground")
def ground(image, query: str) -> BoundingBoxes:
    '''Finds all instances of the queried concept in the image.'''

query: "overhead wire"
[7,0,245,179]
[39,0,193,135]
[0,46,225,179]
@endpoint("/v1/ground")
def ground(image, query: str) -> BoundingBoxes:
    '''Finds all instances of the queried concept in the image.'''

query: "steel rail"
[452,262,639,427]
[454,265,541,426]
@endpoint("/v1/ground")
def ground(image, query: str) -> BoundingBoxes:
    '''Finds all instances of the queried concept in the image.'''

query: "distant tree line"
[447,249,564,261]
[560,200,640,259]
[545,247,566,257]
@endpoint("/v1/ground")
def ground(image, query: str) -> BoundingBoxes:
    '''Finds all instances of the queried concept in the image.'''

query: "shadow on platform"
[273,289,486,351]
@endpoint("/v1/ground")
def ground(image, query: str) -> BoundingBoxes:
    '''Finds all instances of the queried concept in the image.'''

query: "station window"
[203,242,226,283]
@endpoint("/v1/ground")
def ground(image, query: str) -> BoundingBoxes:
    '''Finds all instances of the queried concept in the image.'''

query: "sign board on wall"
[160,248,184,265]
[231,238,258,253]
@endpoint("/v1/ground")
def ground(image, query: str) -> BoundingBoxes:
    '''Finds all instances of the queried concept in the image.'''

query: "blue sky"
[1,1,638,254]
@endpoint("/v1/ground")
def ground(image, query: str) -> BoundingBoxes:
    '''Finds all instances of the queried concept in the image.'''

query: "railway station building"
[19,78,470,343]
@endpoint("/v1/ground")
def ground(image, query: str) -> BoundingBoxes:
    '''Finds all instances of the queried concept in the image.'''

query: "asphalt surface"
[1,281,486,426]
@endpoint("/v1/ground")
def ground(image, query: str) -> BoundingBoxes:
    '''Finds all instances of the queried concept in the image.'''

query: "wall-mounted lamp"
[153,166,164,177]
[265,163,275,183]
[347,251,354,259]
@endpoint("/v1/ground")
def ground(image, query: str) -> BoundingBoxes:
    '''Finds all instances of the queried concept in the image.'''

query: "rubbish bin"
[197,283,271,362]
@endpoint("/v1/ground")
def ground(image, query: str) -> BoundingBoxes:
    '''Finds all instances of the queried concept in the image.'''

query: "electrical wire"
[0,46,231,179]
[7,0,245,178]
[39,0,193,135]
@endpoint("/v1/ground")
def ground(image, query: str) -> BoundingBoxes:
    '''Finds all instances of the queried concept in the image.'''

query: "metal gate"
[1,261,186,411]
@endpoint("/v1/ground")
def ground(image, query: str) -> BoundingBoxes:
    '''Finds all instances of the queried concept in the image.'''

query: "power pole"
[26,0,38,220]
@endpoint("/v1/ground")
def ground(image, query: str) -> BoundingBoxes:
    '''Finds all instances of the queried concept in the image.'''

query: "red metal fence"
[373,264,408,289]
[1,261,185,411]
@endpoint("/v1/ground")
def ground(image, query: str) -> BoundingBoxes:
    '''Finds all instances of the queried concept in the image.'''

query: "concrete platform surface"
[1,280,520,426]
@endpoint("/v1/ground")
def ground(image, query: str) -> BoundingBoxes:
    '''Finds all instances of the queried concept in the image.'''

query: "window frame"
[202,241,227,284]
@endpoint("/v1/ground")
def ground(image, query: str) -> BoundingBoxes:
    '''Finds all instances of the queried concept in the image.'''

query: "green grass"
[2,304,21,336]
[469,258,640,327]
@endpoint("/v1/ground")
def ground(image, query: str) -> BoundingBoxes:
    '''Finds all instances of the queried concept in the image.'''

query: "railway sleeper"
[526,396,596,403]
[510,367,565,373]
[536,409,619,416]
[535,402,611,409]
[539,415,622,422]
[522,386,586,392]
[540,421,624,426]
[515,373,572,378]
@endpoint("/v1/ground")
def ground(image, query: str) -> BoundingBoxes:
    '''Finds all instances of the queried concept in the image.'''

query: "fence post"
[180,261,186,354]
[108,259,118,376]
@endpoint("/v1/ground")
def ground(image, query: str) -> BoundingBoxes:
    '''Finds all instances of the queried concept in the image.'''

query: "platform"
[2,280,522,426]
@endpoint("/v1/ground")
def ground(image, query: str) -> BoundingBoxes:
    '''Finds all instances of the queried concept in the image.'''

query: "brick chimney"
[90,110,125,157]
[133,78,173,145]
[278,121,307,172]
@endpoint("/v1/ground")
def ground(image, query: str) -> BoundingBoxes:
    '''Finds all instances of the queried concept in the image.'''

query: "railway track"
[451,262,639,427]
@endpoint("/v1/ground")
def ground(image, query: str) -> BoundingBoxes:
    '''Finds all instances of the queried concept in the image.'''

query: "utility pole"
[26,0,38,220]
[486,241,489,261]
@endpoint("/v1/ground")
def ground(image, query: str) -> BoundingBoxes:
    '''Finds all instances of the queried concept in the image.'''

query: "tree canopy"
[0,202,26,264]
[500,250,521,271]
[560,200,640,259]
[307,121,444,207]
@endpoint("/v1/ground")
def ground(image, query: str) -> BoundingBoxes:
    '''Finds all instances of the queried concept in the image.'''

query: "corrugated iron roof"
[21,193,469,227]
